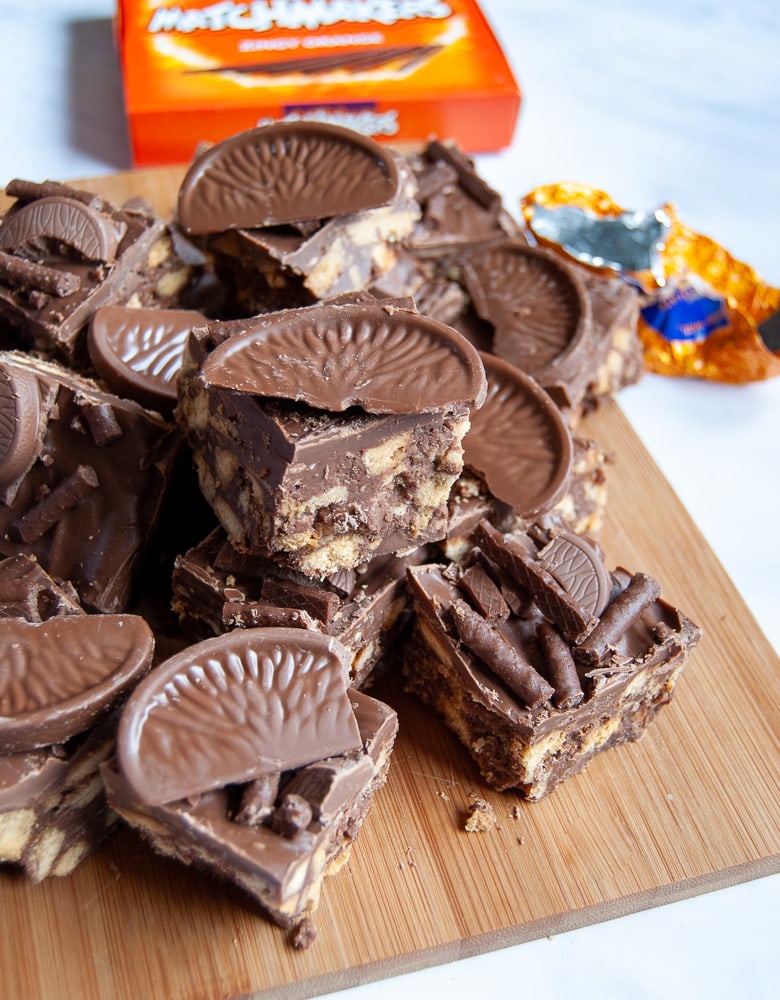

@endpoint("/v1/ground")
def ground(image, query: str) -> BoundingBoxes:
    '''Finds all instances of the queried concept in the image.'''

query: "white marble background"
[0,1,778,997]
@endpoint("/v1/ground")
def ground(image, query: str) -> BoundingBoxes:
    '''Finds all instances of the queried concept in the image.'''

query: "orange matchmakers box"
[116,0,522,166]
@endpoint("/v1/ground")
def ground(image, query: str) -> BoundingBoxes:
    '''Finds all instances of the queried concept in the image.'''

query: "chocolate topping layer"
[199,302,487,414]
[178,122,400,234]
[463,353,573,517]
[88,306,206,411]
[0,614,154,752]
[117,628,362,806]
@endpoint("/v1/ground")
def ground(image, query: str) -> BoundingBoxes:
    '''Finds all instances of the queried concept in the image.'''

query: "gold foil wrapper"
[521,183,780,383]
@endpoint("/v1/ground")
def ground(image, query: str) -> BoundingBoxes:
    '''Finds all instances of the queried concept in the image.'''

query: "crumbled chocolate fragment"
[261,577,340,625]
[270,793,313,839]
[450,598,554,708]
[234,773,280,827]
[464,794,497,832]
[291,916,318,950]
[457,563,509,623]
[222,600,319,631]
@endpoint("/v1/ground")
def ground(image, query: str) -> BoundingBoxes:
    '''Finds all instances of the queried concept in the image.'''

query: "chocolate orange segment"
[177,122,400,235]
[88,306,206,411]
[117,628,362,807]
[0,363,41,496]
[462,242,589,376]
[200,302,487,414]
[0,196,125,263]
[464,353,573,517]
[0,614,154,752]
[539,530,612,617]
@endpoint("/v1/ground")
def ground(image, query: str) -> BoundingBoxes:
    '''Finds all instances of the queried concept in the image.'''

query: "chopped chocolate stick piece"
[234,773,280,827]
[222,601,319,632]
[457,563,510,623]
[270,793,313,839]
[261,577,340,625]
[14,464,99,544]
[576,572,663,667]
[537,621,584,709]
[77,398,123,446]
[475,520,597,643]
[5,178,103,209]
[450,598,554,709]
[0,251,80,298]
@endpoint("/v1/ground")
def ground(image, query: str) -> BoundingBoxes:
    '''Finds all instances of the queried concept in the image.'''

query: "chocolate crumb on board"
[464,795,497,833]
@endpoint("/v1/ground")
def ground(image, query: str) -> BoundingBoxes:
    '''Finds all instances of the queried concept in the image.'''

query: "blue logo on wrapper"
[641,283,729,343]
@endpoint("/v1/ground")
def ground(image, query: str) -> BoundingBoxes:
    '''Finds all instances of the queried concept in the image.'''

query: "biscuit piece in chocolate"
[0,180,179,361]
[171,526,429,688]
[0,350,180,612]
[403,524,701,799]
[103,628,398,943]
[177,301,486,578]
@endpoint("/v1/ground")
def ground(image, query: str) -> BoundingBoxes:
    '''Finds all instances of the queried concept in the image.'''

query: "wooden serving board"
[2,170,778,1000]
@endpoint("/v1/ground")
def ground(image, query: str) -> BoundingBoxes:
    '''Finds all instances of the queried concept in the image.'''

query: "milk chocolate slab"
[404,546,702,800]
[171,526,427,688]
[117,628,362,807]
[104,660,398,944]
[0,181,171,361]
[0,351,180,612]
[177,303,484,577]
[88,306,206,412]
[178,122,401,234]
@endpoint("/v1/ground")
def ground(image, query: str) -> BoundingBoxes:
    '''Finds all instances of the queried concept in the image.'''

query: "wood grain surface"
[2,170,778,1000]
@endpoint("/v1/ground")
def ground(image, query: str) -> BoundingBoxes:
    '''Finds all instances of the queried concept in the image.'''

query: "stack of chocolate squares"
[0,122,701,948]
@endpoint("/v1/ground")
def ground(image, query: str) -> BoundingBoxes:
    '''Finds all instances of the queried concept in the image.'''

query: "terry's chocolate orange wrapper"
[521,183,780,384]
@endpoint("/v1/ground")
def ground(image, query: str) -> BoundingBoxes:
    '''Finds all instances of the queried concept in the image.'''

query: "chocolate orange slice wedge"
[117,628,362,806]
[177,121,400,234]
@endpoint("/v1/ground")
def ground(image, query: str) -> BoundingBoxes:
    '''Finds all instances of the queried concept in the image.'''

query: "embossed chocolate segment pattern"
[117,628,362,806]
[177,122,400,234]
[199,302,487,413]
[463,352,573,518]
[0,613,154,752]
[0,196,126,263]
[88,305,206,411]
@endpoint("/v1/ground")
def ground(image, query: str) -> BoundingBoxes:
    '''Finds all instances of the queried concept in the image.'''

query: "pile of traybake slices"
[0,123,700,948]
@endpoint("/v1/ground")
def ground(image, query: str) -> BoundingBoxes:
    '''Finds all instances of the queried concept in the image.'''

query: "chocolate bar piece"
[403,521,701,799]
[0,350,180,612]
[102,628,398,945]
[176,301,486,578]
[0,568,155,880]
[171,526,430,688]
[0,180,181,362]
[177,122,420,310]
